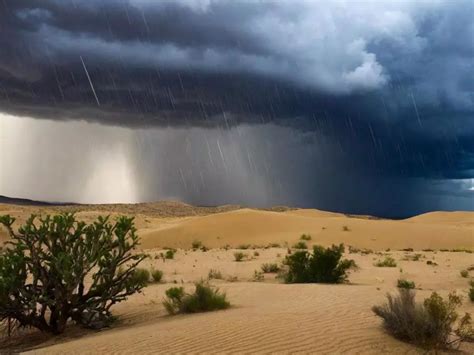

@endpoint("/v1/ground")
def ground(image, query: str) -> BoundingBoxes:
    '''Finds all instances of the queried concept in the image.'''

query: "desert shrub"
[233,252,246,262]
[165,249,176,259]
[373,289,474,350]
[283,244,355,284]
[253,251,260,257]
[151,269,164,283]
[342,225,350,232]
[261,263,280,273]
[375,256,397,267]
[300,234,312,241]
[469,281,474,302]
[132,268,150,285]
[292,241,308,249]
[163,282,230,315]
[237,244,251,250]
[208,269,223,280]
[397,279,415,289]
[267,243,281,248]
[200,245,209,252]
[0,213,147,334]
[191,240,202,250]
[460,270,469,278]
[253,270,264,282]
[427,260,438,266]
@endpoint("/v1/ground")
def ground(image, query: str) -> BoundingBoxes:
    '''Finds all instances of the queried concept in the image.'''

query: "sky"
[0,0,473,217]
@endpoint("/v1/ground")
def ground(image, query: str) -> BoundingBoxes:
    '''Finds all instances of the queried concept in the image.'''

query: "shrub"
[165,249,176,259]
[397,279,415,289]
[208,269,223,280]
[342,225,350,232]
[253,251,260,257]
[261,263,280,273]
[163,282,230,315]
[372,289,474,350]
[191,240,202,250]
[375,256,397,267]
[469,281,474,302]
[267,243,281,248]
[0,213,147,334]
[151,269,164,283]
[460,270,469,278]
[253,270,264,282]
[237,244,251,250]
[234,252,246,262]
[300,234,312,241]
[292,241,308,249]
[132,268,150,285]
[283,244,355,284]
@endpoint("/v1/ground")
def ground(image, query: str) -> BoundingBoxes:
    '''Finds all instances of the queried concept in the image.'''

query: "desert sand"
[0,202,473,354]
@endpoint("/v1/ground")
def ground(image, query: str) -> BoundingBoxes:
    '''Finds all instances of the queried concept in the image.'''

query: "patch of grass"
[163,282,230,315]
[372,289,474,350]
[261,263,280,273]
[283,244,356,284]
[397,279,415,289]
[151,269,163,283]
[374,256,397,267]
[165,249,176,259]
[233,252,246,262]
[460,270,469,278]
[292,241,308,249]
[208,269,223,280]
[300,234,312,241]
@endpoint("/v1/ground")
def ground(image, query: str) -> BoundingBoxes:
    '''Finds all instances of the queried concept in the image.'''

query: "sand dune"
[0,203,473,354]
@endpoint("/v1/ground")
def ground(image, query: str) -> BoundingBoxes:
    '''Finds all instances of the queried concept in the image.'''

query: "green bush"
[0,213,147,334]
[300,234,312,241]
[397,279,415,289]
[292,241,308,249]
[132,268,150,285]
[261,263,280,273]
[151,269,164,283]
[163,282,230,315]
[375,256,397,267]
[234,252,246,262]
[283,244,355,284]
[373,289,474,350]
[460,270,469,278]
[165,249,176,259]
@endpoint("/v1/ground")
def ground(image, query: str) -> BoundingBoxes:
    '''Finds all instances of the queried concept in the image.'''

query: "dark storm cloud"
[0,0,473,215]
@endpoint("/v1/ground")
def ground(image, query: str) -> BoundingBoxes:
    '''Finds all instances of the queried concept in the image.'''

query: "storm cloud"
[0,0,473,216]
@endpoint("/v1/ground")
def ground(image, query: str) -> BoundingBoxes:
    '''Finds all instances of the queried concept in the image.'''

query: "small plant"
[237,244,251,250]
[253,251,260,257]
[427,260,438,266]
[342,225,350,232]
[268,243,281,248]
[261,263,280,273]
[469,281,474,302]
[151,269,164,283]
[397,279,415,289]
[208,269,223,280]
[192,240,202,250]
[460,270,469,278]
[373,289,474,350]
[165,249,176,259]
[234,252,246,262]
[300,234,312,241]
[284,244,356,284]
[163,282,230,315]
[374,256,397,267]
[253,270,264,282]
[292,241,308,249]
[200,245,209,252]
[131,268,151,285]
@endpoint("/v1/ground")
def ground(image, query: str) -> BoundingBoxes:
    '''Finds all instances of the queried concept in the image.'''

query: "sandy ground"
[0,202,473,354]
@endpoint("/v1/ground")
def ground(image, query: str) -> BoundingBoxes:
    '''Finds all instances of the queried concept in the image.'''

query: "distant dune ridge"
[0,200,473,354]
